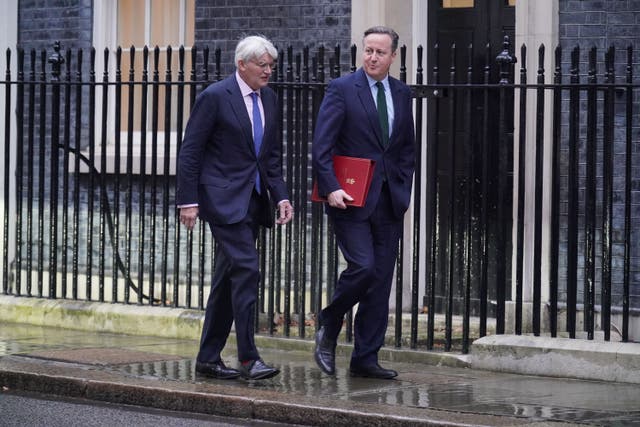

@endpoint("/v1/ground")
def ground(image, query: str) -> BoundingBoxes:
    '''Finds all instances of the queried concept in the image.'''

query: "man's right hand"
[179,206,199,230]
[327,189,353,209]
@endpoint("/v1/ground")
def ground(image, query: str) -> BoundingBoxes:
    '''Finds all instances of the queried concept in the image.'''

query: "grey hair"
[363,26,400,53]
[234,35,278,65]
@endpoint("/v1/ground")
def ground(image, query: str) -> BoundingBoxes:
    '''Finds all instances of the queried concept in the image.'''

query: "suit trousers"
[197,191,263,364]
[319,183,403,367]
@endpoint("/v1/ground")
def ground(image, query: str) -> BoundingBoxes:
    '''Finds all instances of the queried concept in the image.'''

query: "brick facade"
[560,0,640,49]
[15,0,353,76]
[194,0,352,76]
[17,0,92,52]
[558,0,640,307]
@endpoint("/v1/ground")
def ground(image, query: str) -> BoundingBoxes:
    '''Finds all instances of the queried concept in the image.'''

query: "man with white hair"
[177,35,293,380]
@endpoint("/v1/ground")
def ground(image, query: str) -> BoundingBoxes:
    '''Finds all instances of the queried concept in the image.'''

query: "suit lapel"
[261,89,275,157]
[355,69,385,149]
[389,77,403,144]
[224,77,256,156]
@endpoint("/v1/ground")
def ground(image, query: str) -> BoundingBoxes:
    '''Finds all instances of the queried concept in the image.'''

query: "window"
[119,0,195,133]
[442,0,515,7]
[91,0,195,174]
[442,0,474,7]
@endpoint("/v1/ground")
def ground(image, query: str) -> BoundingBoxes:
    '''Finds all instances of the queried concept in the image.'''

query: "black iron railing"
[1,37,639,353]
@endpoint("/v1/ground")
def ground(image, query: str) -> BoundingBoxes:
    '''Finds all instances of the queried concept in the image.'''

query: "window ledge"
[71,132,178,176]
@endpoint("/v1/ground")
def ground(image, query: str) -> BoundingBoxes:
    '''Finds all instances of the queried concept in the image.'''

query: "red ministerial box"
[311,155,376,207]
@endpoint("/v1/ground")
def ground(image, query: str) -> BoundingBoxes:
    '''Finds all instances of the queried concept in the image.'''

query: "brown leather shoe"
[238,359,280,380]
[350,363,398,379]
[195,360,240,379]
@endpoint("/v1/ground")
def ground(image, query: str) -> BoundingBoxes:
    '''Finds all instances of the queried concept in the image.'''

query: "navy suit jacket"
[176,74,288,227]
[312,68,415,220]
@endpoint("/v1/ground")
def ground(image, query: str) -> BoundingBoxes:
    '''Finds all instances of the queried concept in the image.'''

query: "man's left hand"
[276,200,294,225]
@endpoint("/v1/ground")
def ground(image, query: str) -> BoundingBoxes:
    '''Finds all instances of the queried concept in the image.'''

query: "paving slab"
[2,323,640,426]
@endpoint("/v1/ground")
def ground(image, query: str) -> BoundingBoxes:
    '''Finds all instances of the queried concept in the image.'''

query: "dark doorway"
[430,0,515,66]
[425,0,516,318]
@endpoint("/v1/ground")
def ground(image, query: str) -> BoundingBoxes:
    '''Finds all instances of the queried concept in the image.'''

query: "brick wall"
[558,0,640,307]
[560,0,640,49]
[16,0,352,75]
[194,0,352,77]
[18,0,93,52]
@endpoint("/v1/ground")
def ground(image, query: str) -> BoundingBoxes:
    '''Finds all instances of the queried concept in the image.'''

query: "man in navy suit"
[176,35,293,380]
[312,26,415,379]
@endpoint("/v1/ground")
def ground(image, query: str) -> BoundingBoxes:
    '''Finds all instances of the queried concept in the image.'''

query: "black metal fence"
[1,37,639,353]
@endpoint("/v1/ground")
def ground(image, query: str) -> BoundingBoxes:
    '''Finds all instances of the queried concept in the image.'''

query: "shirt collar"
[236,71,259,98]
[365,72,390,91]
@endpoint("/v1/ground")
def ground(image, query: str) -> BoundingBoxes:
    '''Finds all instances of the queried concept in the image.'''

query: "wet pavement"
[1,323,640,426]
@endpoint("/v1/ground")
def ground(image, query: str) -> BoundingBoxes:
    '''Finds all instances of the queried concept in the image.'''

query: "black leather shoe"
[239,359,280,380]
[195,360,241,379]
[314,326,336,375]
[350,363,398,379]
